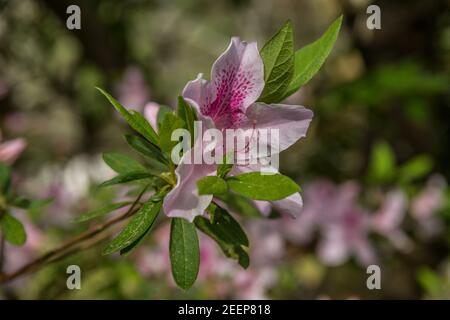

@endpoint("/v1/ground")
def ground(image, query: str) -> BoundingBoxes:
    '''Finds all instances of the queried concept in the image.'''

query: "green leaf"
[216,193,263,218]
[96,87,158,145]
[102,152,146,174]
[177,96,197,146]
[99,171,154,188]
[157,105,172,130]
[282,15,342,100]
[227,172,300,201]
[0,161,11,194]
[125,134,168,166]
[10,197,52,209]
[0,213,26,246]
[102,200,162,255]
[195,206,249,268]
[368,141,396,184]
[259,20,294,103]
[217,153,234,178]
[399,155,433,184]
[159,112,185,155]
[197,176,228,195]
[169,218,200,290]
[73,202,132,223]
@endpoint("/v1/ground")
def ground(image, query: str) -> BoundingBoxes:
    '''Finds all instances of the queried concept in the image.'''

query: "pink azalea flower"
[163,37,313,221]
[0,131,27,164]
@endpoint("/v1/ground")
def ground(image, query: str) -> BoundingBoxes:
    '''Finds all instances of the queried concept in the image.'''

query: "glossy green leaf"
[159,112,185,155]
[102,200,162,255]
[195,206,249,268]
[169,218,199,290]
[282,15,342,99]
[102,152,146,174]
[96,87,158,145]
[99,171,154,188]
[125,134,167,165]
[0,213,26,246]
[177,96,197,146]
[216,193,263,218]
[197,176,228,195]
[259,20,294,103]
[73,201,132,223]
[157,105,172,130]
[227,172,300,201]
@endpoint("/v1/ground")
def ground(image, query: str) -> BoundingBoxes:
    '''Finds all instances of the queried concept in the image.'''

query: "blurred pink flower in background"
[372,190,413,252]
[278,180,376,267]
[0,131,27,164]
[116,66,150,112]
[411,175,446,237]
[23,154,115,225]
[278,180,336,244]
[143,102,161,132]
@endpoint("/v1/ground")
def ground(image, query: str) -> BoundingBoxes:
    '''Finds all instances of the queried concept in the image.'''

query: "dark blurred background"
[0,0,449,299]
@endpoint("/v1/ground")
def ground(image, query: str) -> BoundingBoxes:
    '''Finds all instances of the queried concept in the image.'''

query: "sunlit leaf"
[96,87,158,145]
[227,172,300,201]
[259,20,294,103]
[197,176,228,195]
[282,15,342,99]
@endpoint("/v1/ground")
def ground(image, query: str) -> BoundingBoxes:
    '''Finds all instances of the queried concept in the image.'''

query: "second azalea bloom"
[163,37,313,221]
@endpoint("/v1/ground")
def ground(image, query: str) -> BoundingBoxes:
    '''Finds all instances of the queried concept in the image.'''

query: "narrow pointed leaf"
[177,96,197,146]
[259,20,294,103]
[102,152,146,174]
[159,113,185,155]
[282,15,342,99]
[96,87,158,145]
[73,202,132,223]
[99,171,154,188]
[102,200,162,255]
[125,134,168,165]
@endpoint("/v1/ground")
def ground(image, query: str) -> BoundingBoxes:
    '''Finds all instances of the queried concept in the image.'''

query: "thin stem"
[0,184,151,285]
